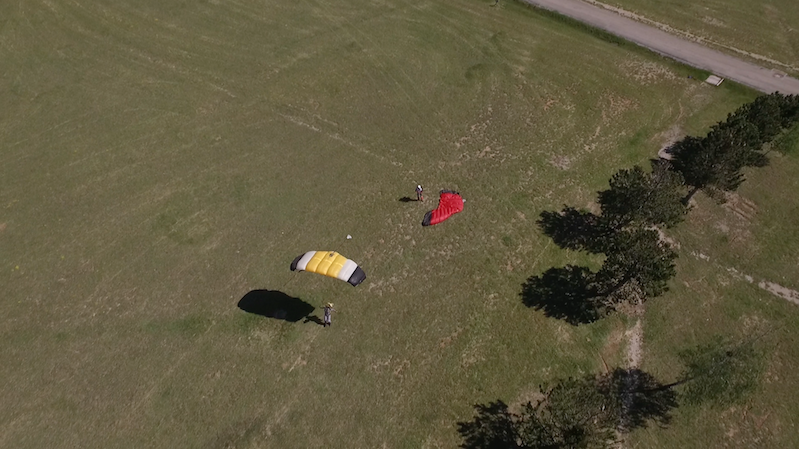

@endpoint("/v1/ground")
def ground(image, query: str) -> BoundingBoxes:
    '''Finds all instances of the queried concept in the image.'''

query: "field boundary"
[581,0,799,75]
[516,0,799,94]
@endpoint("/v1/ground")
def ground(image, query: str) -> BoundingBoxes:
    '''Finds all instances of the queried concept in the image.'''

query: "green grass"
[597,0,799,74]
[774,123,799,154]
[0,0,794,448]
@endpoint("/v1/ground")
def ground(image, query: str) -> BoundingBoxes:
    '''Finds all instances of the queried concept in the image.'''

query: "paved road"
[522,0,799,94]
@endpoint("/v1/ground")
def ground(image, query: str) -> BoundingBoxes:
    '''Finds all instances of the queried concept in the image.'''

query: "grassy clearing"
[0,0,793,448]
[595,0,799,74]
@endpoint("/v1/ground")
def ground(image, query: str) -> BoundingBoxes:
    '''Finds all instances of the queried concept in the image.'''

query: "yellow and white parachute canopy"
[290,251,366,287]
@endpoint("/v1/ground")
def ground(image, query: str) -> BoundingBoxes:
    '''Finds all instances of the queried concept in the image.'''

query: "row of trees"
[522,92,799,324]
[673,93,799,203]
[459,92,799,448]
[458,338,764,449]
[522,159,682,324]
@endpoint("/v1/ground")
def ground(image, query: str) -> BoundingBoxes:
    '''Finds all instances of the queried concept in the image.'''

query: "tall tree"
[671,93,799,203]
[779,94,799,127]
[671,116,767,203]
[458,370,677,449]
[596,368,677,432]
[729,92,799,142]
[596,228,677,307]
[517,376,618,449]
[598,160,687,229]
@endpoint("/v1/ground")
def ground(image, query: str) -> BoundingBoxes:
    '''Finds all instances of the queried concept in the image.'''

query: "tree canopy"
[596,228,677,305]
[671,92,799,202]
[457,339,766,448]
[458,369,677,449]
[598,160,687,229]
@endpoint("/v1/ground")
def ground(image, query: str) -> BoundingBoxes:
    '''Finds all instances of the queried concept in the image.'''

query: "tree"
[671,118,767,203]
[777,94,799,127]
[728,92,799,142]
[459,377,618,449]
[598,160,687,229]
[670,93,799,203]
[530,215,678,324]
[677,337,764,407]
[596,368,677,432]
[457,340,765,449]
[596,228,677,307]
[458,370,677,449]
[517,376,618,449]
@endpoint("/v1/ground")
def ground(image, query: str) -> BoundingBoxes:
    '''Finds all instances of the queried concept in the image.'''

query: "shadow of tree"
[599,368,678,432]
[237,290,315,323]
[521,265,605,325]
[537,208,612,254]
[456,401,517,449]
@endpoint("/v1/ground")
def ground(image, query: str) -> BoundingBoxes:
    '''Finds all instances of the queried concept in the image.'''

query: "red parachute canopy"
[422,190,464,226]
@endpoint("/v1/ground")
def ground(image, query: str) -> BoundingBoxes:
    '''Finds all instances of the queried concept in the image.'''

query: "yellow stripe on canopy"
[304,251,326,273]
[290,251,367,287]
[325,253,348,278]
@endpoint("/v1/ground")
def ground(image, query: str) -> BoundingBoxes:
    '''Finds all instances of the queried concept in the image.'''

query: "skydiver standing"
[416,185,424,202]
[323,303,336,327]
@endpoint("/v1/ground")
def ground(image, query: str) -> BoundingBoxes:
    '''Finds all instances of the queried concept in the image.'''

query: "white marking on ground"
[758,281,799,305]
[690,250,711,261]
[625,318,643,368]
[277,113,402,166]
[619,309,644,443]
[653,226,680,249]
[691,253,799,306]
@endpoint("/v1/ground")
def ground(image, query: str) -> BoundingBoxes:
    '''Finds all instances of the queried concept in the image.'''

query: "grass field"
[1,0,797,448]
[592,0,799,74]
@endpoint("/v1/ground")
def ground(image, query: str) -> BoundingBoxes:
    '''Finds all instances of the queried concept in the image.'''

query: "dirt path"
[691,251,799,306]
[625,316,643,368]
[618,309,644,444]
[520,0,799,94]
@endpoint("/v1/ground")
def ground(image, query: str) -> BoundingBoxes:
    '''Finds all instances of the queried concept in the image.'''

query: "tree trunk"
[643,377,693,393]
[682,186,701,205]
[602,274,634,301]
